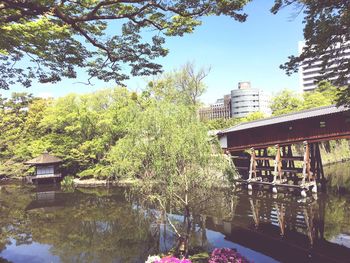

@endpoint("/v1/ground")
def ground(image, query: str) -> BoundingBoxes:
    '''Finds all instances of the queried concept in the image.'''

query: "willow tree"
[108,101,231,256]
[0,0,250,90]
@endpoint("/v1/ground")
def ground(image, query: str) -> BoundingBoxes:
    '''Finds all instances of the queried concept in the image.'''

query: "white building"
[299,41,350,91]
[231,82,271,118]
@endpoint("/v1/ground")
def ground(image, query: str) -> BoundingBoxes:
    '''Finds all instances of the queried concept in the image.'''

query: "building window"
[37,166,54,175]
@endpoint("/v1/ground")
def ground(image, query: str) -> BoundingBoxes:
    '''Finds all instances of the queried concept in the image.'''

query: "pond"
[0,162,350,263]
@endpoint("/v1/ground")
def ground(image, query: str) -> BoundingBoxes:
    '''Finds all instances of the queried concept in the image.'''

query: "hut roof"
[24,152,62,165]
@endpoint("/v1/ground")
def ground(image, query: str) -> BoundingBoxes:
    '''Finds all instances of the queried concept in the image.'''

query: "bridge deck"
[218,105,350,152]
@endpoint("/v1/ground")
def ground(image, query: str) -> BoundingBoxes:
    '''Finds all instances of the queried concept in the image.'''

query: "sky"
[1,0,305,104]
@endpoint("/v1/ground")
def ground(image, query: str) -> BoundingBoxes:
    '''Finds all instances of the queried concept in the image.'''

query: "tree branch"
[156,197,181,237]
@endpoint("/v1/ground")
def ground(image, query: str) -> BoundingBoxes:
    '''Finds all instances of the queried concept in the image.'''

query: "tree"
[0,92,41,177]
[0,0,249,90]
[0,87,142,178]
[271,1,350,105]
[301,81,338,110]
[148,62,210,106]
[270,89,303,116]
[174,62,210,106]
[270,82,338,117]
[107,101,230,256]
[0,92,35,159]
[33,87,141,177]
[241,111,265,122]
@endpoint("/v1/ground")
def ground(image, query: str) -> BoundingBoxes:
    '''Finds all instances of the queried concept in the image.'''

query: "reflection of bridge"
[218,105,350,195]
[201,191,350,263]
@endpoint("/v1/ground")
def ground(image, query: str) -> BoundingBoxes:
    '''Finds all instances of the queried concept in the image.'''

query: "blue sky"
[1,0,305,104]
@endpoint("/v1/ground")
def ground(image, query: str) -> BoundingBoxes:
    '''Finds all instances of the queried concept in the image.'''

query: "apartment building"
[299,41,350,91]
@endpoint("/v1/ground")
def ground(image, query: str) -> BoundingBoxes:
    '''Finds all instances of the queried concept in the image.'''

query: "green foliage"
[242,111,265,122]
[35,87,140,177]
[78,164,112,180]
[301,81,338,110]
[0,185,158,261]
[148,62,209,107]
[0,0,250,89]
[0,88,141,178]
[60,176,75,192]
[270,82,339,116]
[61,176,74,186]
[271,1,350,106]
[270,89,303,116]
[321,140,350,166]
[0,92,43,177]
[189,252,210,263]
[336,86,350,108]
[1,81,232,184]
[204,118,238,130]
[324,194,350,240]
[203,111,265,130]
[0,160,32,178]
[107,100,230,242]
[223,164,239,185]
[108,101,226,182]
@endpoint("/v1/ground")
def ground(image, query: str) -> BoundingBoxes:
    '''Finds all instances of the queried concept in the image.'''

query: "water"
[0,163,350,263]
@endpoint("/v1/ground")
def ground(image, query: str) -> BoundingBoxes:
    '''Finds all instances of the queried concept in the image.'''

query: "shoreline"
[1,157,349,188]
[72,178,139,188]
[323,157,350,166]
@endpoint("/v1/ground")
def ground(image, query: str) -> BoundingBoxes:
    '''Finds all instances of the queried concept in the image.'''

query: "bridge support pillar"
[308,142,325,191]
[229,140,326,195]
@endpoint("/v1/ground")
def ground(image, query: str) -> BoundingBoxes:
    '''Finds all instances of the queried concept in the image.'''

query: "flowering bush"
[156,256,191,263]
[145,255,191,263]
[146,255,161,263]
[208,248,250,263]
[146,248,251,263]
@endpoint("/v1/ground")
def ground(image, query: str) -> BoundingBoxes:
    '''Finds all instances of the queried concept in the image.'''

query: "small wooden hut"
[24,151,62,183]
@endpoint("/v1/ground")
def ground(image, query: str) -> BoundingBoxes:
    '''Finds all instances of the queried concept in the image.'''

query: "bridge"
[217,105,350,195]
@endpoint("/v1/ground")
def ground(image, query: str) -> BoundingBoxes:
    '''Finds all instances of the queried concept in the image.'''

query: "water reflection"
[202,190,327,262]
[0,185,160,263]
[0,183,350,263]
[324,161,350,193]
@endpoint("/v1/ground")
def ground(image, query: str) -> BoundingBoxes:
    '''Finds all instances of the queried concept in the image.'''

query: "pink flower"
[155,256,191,263]
[209,248,251,263]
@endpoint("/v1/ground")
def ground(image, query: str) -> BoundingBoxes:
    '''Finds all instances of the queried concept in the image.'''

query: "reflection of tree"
[157,188,238,254]
[0,256,12,263]
[2,183,350,261]
[0,186,158,262]
[324,162,350,192]
[324,195,350,241]
[0,185,34,248]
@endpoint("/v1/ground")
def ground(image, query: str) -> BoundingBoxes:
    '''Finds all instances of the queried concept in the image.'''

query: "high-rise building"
[198,82,271,120]
[299,41,350,91]
[231,82,271,118]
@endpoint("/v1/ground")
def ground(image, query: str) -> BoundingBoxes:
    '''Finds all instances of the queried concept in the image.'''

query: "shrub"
[60,175,74,191]
[209,248,250,263]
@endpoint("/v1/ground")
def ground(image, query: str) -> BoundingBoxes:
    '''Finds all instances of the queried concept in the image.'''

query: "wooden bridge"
[218,105,350,195]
